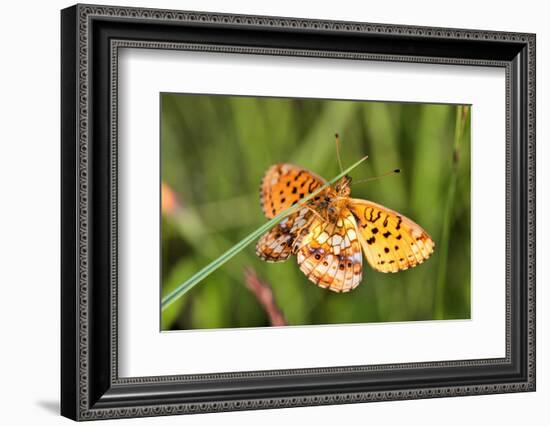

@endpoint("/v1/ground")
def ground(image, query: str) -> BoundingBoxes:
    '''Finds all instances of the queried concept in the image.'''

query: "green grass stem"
[434,106,469,319]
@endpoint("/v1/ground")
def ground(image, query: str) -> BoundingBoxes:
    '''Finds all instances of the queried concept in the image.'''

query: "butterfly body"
[256,163,434,292]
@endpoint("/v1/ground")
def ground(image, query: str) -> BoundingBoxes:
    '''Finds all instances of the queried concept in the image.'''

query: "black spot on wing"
[396,216,402,230]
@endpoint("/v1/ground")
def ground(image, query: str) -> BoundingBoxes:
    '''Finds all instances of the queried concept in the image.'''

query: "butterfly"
[256,163,435,292]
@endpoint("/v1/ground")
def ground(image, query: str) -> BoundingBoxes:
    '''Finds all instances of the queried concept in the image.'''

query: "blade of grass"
[161,155,369,311]
[434,105,469,319]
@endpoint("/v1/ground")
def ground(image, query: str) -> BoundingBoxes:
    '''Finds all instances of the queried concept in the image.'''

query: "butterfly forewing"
[348,199,435,273]
[260,164,326,218]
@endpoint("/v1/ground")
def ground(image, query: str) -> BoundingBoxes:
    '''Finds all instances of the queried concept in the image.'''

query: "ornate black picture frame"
[61,4,536,421]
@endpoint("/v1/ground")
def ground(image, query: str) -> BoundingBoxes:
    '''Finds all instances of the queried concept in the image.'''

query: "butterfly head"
[334,175,352,197]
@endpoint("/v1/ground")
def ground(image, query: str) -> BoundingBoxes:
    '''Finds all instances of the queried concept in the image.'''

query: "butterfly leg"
[303,204,325,223]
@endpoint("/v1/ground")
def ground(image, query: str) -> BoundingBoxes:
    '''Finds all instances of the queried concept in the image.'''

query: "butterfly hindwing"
[260,164,326,218]
[348,199,435,273]
[296,209,362,292]
[256,207,312,262]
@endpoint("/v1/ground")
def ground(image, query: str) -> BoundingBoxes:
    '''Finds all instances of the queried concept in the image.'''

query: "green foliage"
[161,94,471,330]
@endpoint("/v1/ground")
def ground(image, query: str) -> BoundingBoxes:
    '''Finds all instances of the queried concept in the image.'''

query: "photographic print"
[160,93,470,330]
[160,94,471,331]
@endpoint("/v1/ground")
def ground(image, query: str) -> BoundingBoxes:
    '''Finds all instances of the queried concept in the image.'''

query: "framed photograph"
[61,4,536,421]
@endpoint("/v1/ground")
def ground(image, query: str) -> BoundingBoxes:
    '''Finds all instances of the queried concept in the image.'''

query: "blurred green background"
[160,93,471,330]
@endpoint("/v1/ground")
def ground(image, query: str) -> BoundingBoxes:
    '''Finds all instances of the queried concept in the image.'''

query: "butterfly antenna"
[335,133,344,173]
[352,168,401,185]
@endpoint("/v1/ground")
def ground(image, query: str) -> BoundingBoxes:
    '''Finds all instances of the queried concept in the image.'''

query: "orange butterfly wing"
[257,164,326,262]
[259,164,326,218]
[296,208,363,292]
[348,199,435,273]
